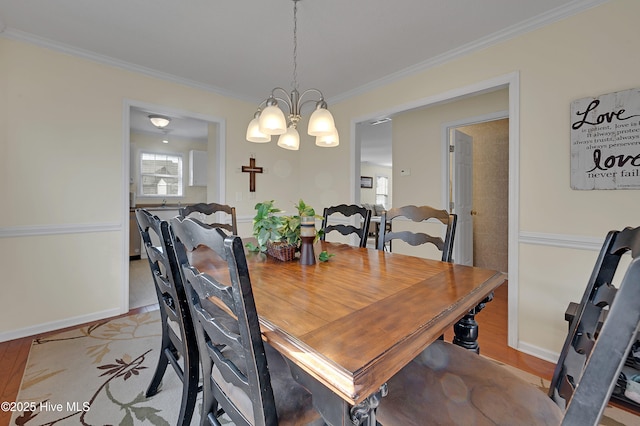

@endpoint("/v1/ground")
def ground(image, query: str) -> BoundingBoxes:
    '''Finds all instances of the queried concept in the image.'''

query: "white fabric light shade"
[277,127,300,150]
[315,128,339,147]
[246,118,271,142]
[258,105,287,135]
[307,107,335,136]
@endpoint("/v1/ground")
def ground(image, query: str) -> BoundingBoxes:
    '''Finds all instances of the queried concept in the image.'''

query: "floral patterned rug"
[10,309,639,425]
[9,310,230,425]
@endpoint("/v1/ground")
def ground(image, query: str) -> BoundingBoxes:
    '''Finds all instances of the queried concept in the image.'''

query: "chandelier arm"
[296,88,327,111]
[269,87,294,112]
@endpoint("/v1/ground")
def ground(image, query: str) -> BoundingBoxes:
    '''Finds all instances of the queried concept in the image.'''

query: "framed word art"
[571,88,640,190]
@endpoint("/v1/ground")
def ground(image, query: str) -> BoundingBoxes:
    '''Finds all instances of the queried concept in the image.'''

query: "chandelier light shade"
[315,128,339,147]
[246,112,271,142]
[258,102,287,135]
[148,114,171,129]
[308,104,335,136]
[277,127,300,150]
[246,0,338,150]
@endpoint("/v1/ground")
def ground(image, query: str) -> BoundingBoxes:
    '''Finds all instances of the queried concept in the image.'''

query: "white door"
[452,129,473,265]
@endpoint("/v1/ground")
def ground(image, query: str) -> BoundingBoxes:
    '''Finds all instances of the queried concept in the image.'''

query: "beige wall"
[298,0,640,359]
[1,0,639,362]
[0,38,305,339]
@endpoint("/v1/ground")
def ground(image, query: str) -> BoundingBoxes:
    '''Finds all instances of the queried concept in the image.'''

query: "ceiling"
[0,0,603,164]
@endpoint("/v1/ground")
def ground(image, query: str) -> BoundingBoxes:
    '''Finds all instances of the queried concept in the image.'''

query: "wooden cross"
[241,157,263,192]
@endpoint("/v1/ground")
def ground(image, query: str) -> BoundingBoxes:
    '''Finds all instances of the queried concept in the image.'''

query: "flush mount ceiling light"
[148,115,171,129]
[246,0,338,150]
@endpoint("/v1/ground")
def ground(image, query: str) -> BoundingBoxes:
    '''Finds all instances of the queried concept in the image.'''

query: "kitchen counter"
[130,204,184,212]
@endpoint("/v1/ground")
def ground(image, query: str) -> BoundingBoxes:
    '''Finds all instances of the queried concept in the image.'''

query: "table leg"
[453,292,494,353]
[350,384,387,426]
[288,362,387,426]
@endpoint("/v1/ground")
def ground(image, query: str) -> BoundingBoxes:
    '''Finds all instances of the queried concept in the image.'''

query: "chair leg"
[146,342,170,397]
[177,351,200,426]
[453,292,494,354]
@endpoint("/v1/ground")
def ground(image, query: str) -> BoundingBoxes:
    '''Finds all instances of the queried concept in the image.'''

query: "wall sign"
[571,88,640,190]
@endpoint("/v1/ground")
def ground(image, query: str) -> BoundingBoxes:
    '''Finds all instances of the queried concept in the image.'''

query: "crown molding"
[328,0,609,104]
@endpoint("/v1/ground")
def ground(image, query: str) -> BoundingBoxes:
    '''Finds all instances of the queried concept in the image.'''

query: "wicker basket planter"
[266,241,299,262]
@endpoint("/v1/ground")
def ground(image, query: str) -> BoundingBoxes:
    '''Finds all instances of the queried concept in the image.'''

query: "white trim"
[519,231,604,251]
[1,29,257,103]
[1,1,606,106]
[517,341,560,365]
[0,307,122,343]
[0,222,120,238]
[329,0,607,104]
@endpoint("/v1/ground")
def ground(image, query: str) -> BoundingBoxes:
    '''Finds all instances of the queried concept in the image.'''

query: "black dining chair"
[320,204,372,248]
[170,216,324,426]
[179,202,238,235]
[376,225,640,425]
[377,205,456,259]
[134,209,199,426]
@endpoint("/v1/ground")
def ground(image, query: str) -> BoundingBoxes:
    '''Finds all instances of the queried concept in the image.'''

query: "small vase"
[300,236,316,265]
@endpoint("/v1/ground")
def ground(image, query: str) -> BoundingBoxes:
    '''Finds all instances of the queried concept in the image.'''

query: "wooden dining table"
[191,239,506,426]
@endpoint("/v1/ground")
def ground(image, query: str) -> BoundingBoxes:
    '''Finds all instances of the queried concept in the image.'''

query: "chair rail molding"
[0,222,121,238]
[519,231,604,251]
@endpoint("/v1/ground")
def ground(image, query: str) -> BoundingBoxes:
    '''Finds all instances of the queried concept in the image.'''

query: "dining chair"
[376,204,456,261]
[376,225,640,425]
[134,209,199,426]
[179,202,238,235]
[320,204,372,248]
[375,204,491,351]
[169,216,324,426]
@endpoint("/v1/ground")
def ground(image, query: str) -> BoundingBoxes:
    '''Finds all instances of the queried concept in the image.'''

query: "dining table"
[191,239,506,426]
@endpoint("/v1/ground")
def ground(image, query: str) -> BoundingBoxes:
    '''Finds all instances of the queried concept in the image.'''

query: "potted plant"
[247,199,322,261]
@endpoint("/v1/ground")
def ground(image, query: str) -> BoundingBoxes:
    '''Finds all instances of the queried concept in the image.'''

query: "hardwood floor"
[0,282,548,426]
[0,304,159,426]
[446,281,557,380]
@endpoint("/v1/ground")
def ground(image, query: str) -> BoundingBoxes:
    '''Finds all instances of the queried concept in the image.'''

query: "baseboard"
[0,307,122,343]
[516,340,560,365]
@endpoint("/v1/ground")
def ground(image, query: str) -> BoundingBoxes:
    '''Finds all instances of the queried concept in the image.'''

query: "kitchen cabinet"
[189,150,207,186]
[129,211,141,259]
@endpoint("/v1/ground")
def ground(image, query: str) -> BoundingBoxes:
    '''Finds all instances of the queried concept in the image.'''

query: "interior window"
[139,152,183,197]
[376,175,389,209]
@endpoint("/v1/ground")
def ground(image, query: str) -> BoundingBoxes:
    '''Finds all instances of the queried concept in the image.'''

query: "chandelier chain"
[291,0,298,91]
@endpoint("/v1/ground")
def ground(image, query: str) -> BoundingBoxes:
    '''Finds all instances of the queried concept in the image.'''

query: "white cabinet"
[189,150,207,186]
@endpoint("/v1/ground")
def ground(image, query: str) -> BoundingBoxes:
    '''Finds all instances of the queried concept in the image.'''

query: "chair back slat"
[321,204,372,248]
[563,257,640,424]
[377,205,457,262]
[549,226,640,421]
[179,202,238,235]
[170,216,277,426]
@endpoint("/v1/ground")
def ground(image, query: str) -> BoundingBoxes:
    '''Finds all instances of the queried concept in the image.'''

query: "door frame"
[351,72,519,348]
[442,112,509,267]
[121,99,226,313]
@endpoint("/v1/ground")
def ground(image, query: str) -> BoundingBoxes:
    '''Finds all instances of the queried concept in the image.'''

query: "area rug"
[10,310,640,425]
[487,358,638,426]
[9,310,231,425]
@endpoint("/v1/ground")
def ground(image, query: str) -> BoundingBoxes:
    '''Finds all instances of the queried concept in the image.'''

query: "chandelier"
[246,0,339,150]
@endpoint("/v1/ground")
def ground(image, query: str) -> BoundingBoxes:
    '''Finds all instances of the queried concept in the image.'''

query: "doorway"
[351,72,519,348]
[122,100,226,313]
[450,118,509,273]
